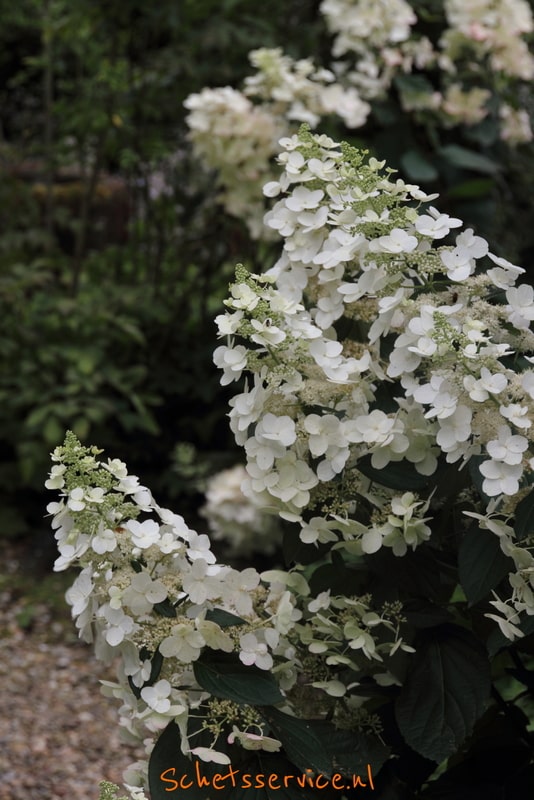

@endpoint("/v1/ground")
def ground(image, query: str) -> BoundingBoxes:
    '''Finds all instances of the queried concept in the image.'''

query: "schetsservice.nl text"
[160,762,375,792]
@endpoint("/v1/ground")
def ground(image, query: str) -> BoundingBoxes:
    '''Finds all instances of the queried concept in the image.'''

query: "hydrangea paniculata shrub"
[49,127,534,798]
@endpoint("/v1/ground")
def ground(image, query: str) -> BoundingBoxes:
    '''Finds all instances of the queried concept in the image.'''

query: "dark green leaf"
[153,598,177,618]
[439,145,500,175]
[262,707,388,779]
[194,651,284,706]
[459,528,514,605]
[283,524,330,566]
[326,728,389,779]
[487,614,534,656]
[401,150,438,183]
[148,721,227,800]
[225,756,322,800]
[127,675,141,699]
[308,554,367,596]
[468,456,490,502]
[514,489,534,541]
[369,547,455,605]
[149,722,324,800]
[357,456,432,491]
[447,179,493,199]
[149,647,164,685]
[403,600,453,629]
[205,608,247,627]
[394,74,435,94]
[395,625,490,763]
[264,710,334,777]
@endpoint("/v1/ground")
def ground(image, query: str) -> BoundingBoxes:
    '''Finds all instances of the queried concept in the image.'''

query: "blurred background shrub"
[1,0,534,552]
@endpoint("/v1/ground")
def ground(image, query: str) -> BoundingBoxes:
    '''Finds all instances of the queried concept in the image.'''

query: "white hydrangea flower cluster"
[185,49,370,238]
[200,464,283,557]
[442,0,534,80]
[321,0,534,139]
[47,431,409,792]
[320,0,423,99]
[243,47,371,130]
[183,86,284,238]
[215,126,534,637]
[321,0,417,58]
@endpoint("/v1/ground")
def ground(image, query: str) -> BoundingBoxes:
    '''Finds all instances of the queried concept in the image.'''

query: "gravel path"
[0,543,145,800]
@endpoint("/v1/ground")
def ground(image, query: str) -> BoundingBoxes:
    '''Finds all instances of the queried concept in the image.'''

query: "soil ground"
[0,539,144,800]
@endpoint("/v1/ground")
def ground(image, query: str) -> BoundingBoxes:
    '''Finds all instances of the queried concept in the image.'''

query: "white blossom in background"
[200,464,282,557]
[442,0,534,80]
[185,47,370,238]
[320,0,418,98]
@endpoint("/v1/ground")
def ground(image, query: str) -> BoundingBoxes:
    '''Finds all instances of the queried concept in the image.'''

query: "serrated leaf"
[395,625,490,763]
[261,709,337,777]
[459,528,514,606]
[514,489,534,541]
[193,651,284,706]
[262,708,388,779]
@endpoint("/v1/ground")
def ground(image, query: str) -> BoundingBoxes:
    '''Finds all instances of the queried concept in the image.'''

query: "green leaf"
[193,651,284,706]
[148,647,164,685]
[205,608,247,627]
[468,455,491,502]
[262,708,389,779]
[395,625,490,763]
[261,709,333,777]
[308,560,366,597]
[401,150,438,183]
[43,416,64,445]
[148,721,226,800]
[487,614,534,657]
[514,489,534,541]
[458,528,514,605]
[394,73,435,95]
[357,456,432,491]
[439,145,500,175]
[403,600,453,629]
[370,547,455,605]
[71,415,90,440]
[447,178,493,199]
[153,598,177,618]
[223,754,321,800]
[148,720,316,800]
